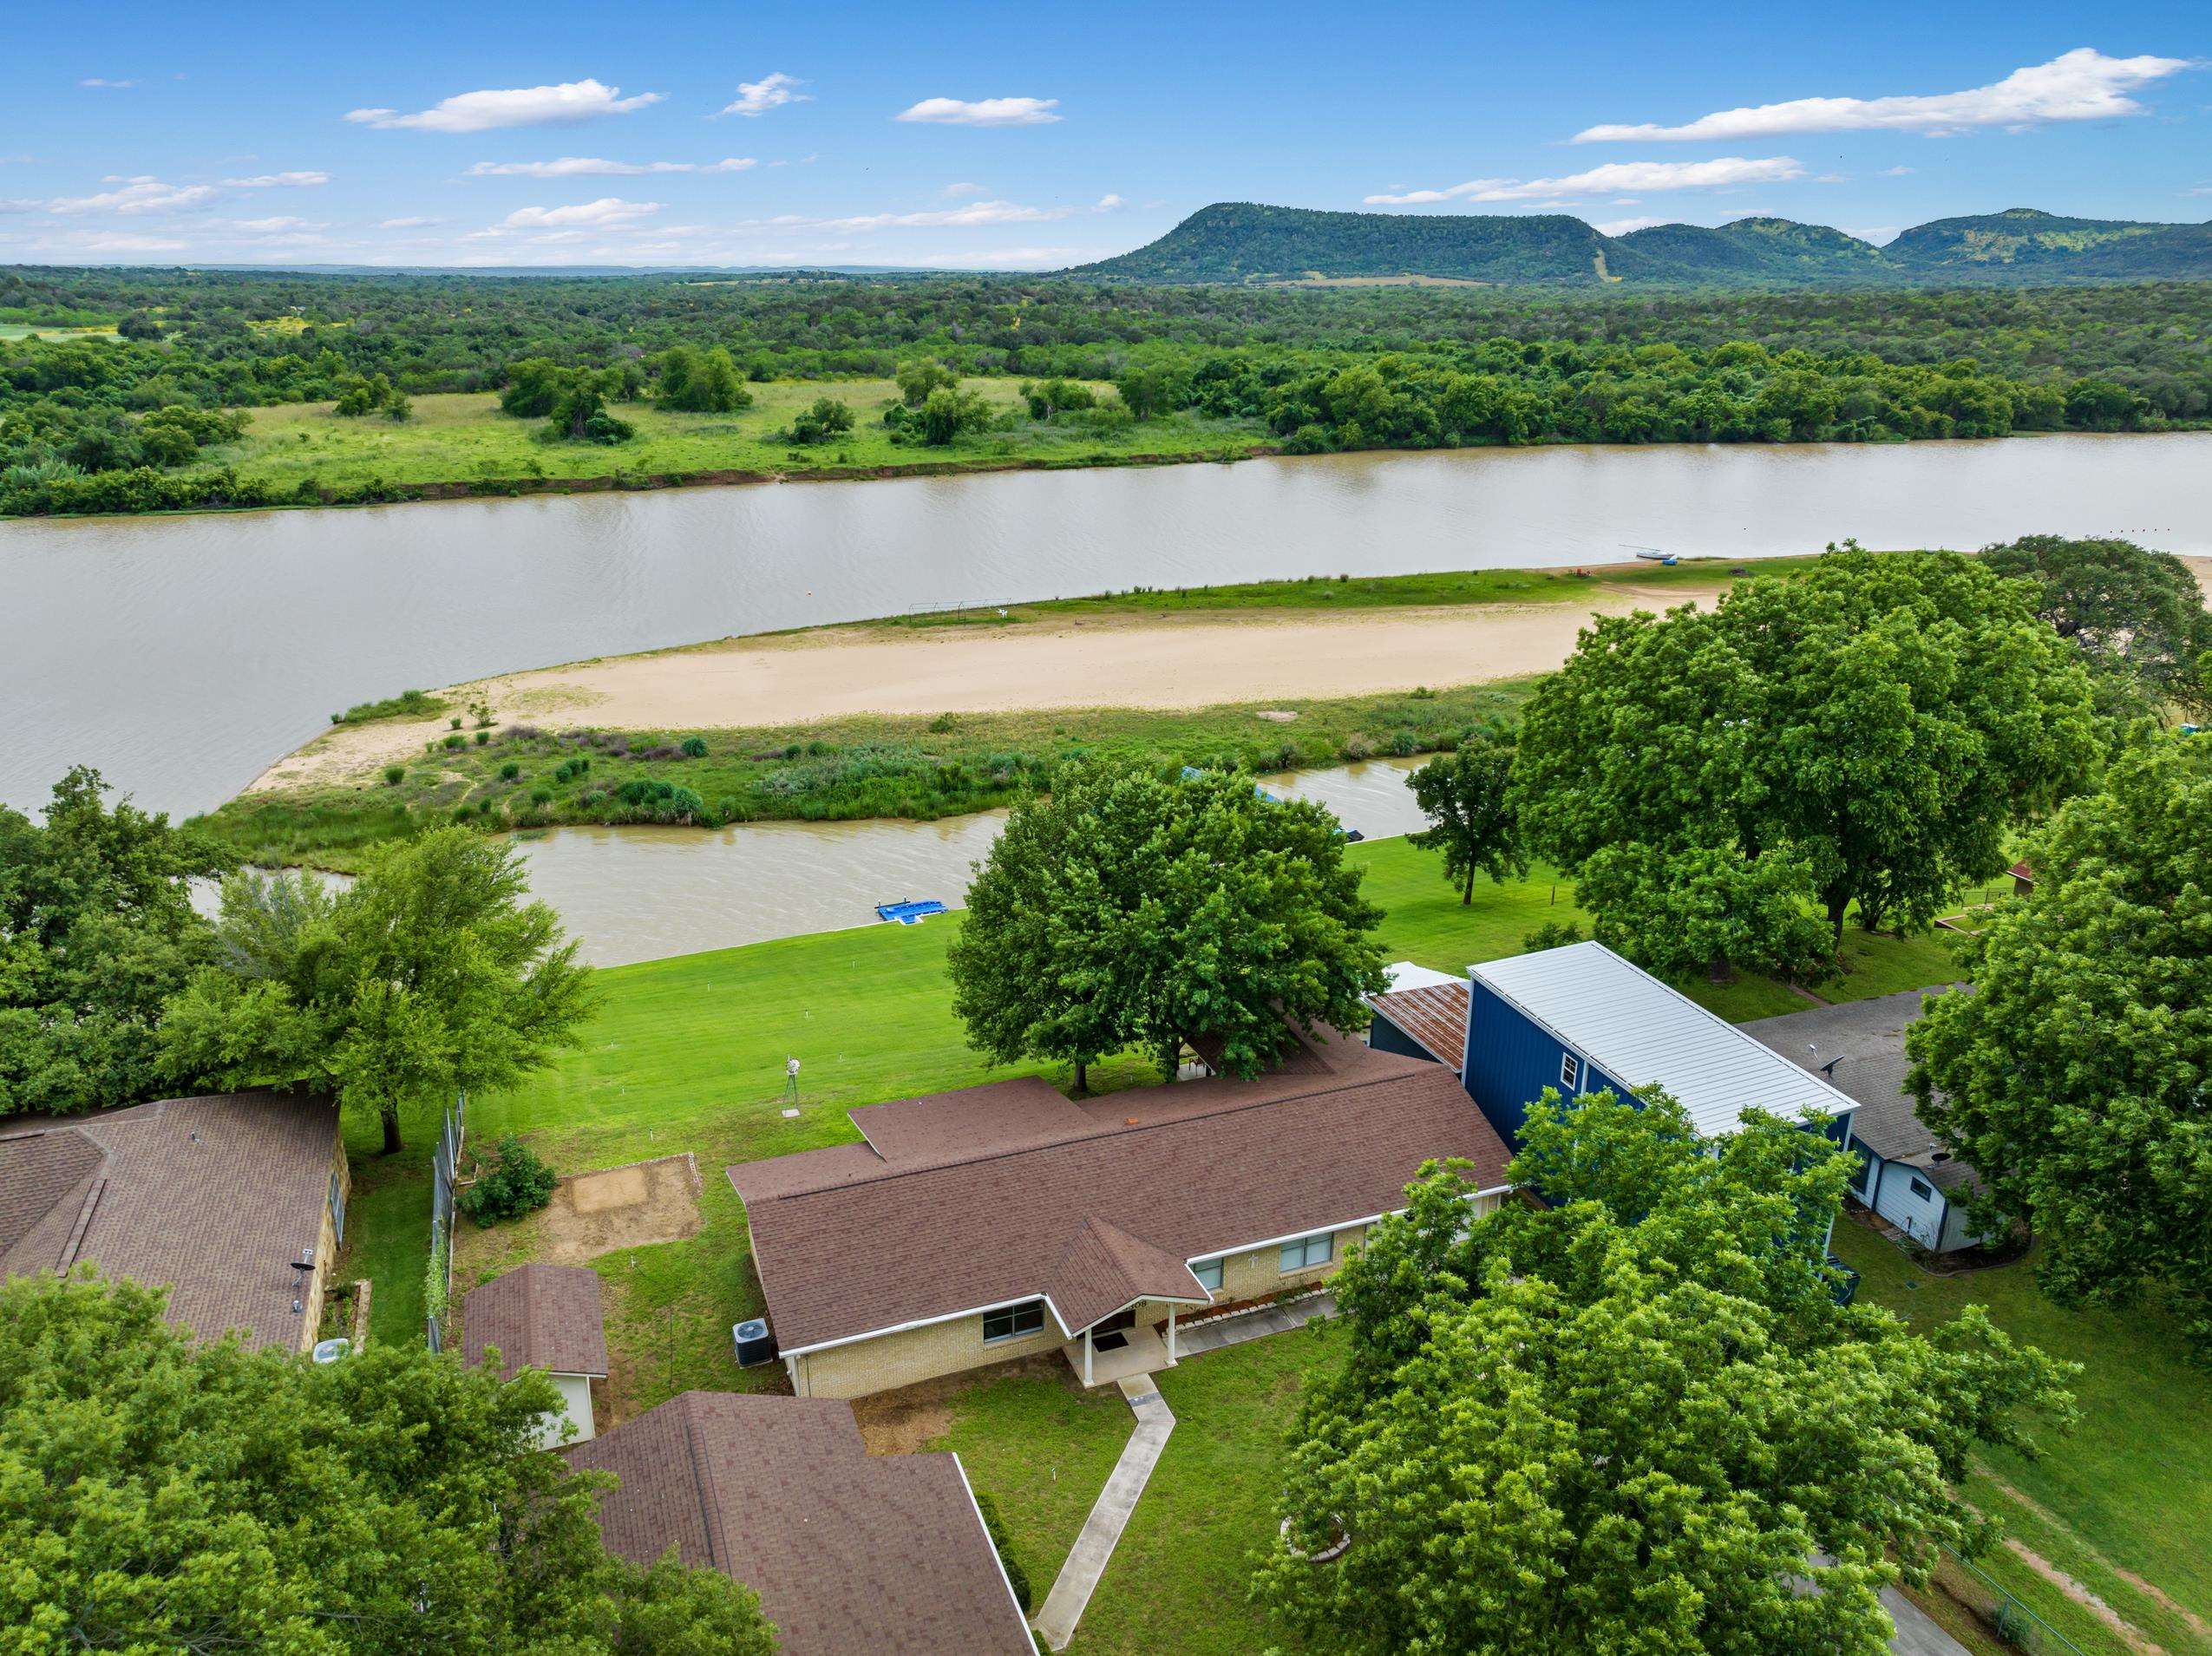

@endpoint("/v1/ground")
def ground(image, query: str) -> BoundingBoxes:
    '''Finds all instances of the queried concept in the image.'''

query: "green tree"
[498,356,570,418]
[1114,366,1177,420]
[894,357,958,406]
[1577,840,1834,982]
[1512,548,2100,960]
[160,828,595,1154]
[0,1271,776,1653]
[948,761,1388,1087]
[918,383,991,445]
[545,382,635,444]
[1259,1091,2075,1655]
[1908,734,2212,1346]
[115,309,161,341]
[655,344,753,413]
[1408,730,1528,906]
[1981,534,2212,718]
[787,396,855,444]
[0,768,232,1116]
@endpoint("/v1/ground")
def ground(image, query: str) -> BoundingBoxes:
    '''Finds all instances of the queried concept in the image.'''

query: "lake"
[3,431,2207,818]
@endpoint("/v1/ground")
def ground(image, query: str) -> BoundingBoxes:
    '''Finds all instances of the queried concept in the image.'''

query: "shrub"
[972,1490,1033,1613]
[530,786,554,805]
[499,761,520,781]
[1522,920,1584,952]
[442,733,467,750]
[679,736,709,758]
[927,713,959,733]
[474,731,490,746]
[334,688,445,726]
[449,717,462,730]
[383,765,405,786]
[456,1136,558,1225]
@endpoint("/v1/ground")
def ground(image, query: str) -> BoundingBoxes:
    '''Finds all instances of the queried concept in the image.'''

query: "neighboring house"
[1744,988,1991,1254]
[729,1030,1513,1400]
[1367,960,1469,1073]
[462,1262,610,1444]
[0,1089,349,1354]
[1457,941,1859,1155]
[2009,859,2036,896]
[566,1389,1032,1655]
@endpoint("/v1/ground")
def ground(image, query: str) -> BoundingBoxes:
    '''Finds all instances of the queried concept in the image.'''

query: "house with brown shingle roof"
[565,1389,1032,1655]
[462,1263,611,1445]
[0,1089,348,1354]
[728,1031,1513,1399]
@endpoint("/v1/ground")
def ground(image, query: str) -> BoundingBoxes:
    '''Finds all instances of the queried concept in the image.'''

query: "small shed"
[462,1263,610,1446]
[1462,941,1858,1151]
[1366,961,1471,1072]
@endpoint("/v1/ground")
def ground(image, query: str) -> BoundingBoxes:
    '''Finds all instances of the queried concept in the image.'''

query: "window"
[1191,1257,1224,1293]
[328,1171,347,1245]
[982,1300,1045,1345]
[1908,1176,1934,1201]
[1560,1053,1580,1089]
[1279,1231,1334,1273]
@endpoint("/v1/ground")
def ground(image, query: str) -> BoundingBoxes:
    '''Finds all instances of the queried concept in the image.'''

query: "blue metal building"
[1460,941,1858,1152]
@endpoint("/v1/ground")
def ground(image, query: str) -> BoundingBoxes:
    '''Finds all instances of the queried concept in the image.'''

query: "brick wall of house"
[787,1200,1502,1398]
[296,1133,353,1355]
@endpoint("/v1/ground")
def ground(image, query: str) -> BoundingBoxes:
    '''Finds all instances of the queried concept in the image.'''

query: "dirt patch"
[852,1354,1071,1456]
[454,1153,703,1288]
[1988,1480,2212,1646]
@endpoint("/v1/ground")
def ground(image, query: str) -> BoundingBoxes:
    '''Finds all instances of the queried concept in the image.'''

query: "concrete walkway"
[1882,1586,1971,1656]
[1175,1290,1337,1357]
[1031,1374,1175,1651]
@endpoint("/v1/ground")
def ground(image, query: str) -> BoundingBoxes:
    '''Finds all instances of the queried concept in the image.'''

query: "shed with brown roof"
[729,1035,1513,1398]
[565,1389,1031,1655]
[462,1262,610,1444]
[0,1089,349,1354]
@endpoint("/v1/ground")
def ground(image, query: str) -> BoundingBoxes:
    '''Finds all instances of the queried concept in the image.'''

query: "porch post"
[1083,1325,1094,1387]
[1166,1306,1177,1364]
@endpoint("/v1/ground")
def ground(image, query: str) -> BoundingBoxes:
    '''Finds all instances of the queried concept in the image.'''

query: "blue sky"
[2,0,2205,268]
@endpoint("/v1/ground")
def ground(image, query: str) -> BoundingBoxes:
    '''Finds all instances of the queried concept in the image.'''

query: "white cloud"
[467,156,755,176]
[79,77,138,89]
[1094,193,1127,211]
[379,215,440,228]
[225,170,330,188]
[1365,156,1803,206]
[796,199,1071,232]
[499,197,662,227]
[1571,48,2193,142]
[895,96,1061,127]
[48,176,221,214]
[941,180,989,198]
[1880,165,1915,177]
[75,232,187,252]
[719,72,809,118]
[1595,216,1668,236]
[347,80,660,134]
[227,216,321,232]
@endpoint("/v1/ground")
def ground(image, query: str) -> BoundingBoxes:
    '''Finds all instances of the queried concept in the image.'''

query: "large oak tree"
[948,761,1388,1087]
[1908,734,2212,1346]
[1259,1090,2074,1655]
[1511,548,2100,971]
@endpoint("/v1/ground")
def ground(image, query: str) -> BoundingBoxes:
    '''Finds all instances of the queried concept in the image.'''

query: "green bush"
[383,765,404,786]
[474,731,490,746]
[442,733,466,750]
[499,761,520,781]
[456,1136,558,1225]
[1522,920,1584,952]
[972,1490,1033,1613]
[679,736,709,758]
[529,786,554,805]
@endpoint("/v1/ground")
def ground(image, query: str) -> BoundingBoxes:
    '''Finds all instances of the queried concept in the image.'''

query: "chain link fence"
[424,1096,466,1352]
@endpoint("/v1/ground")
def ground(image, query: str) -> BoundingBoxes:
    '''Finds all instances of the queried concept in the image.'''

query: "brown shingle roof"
[1049,1217,1209,1332]
[462,1263,609,1380]
[0,1090,340,1352]
[850,1076,1092,1163]
[730,1057,1510,1351]
[1367,981,1470,1071]
[564,1391,1031,1656]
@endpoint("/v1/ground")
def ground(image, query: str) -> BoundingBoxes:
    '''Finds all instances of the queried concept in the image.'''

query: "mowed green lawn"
[332,834,2207,1655]
[215,383,1270,495]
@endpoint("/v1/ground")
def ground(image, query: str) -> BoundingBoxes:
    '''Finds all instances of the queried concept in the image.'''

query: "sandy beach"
[251,584,1716,790]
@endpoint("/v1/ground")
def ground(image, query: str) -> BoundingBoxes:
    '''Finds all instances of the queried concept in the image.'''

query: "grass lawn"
[213,384,1271,497]
[1834,1221,2212,1653]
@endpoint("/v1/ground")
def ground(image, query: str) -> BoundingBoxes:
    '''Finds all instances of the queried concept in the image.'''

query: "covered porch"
[1060,1299,1192,1389]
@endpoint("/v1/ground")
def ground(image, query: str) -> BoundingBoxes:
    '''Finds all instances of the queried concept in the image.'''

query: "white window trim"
[1561,1052,1580,1089]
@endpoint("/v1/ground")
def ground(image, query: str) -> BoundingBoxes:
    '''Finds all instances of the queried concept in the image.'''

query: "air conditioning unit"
[732,1318,778,1368]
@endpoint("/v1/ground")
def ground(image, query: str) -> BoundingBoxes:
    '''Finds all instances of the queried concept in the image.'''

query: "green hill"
[1075,202,2212,286]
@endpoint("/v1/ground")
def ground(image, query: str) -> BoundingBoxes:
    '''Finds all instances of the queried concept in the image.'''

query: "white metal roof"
[1384,960,1463,992]
[1468,940,1856,1137]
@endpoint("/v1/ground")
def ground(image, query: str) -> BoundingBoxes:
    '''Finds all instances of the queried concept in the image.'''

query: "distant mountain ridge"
[1074,204,2212,286]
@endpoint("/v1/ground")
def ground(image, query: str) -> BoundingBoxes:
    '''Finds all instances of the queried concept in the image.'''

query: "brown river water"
[6,432,2206,820]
